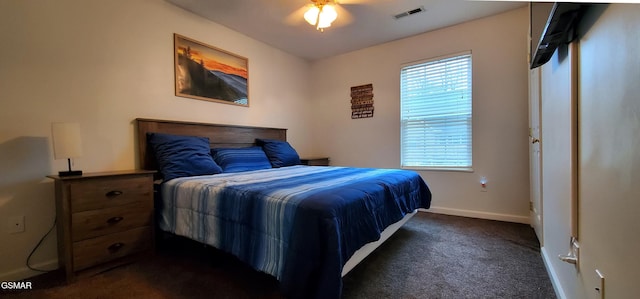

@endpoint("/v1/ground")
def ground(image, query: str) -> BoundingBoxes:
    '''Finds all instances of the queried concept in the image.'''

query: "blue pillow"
[147,132,222,181]
[211,147,272,173]
[256,139,301,168]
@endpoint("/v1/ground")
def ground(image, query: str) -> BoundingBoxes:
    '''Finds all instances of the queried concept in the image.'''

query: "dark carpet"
[2,213,555,299]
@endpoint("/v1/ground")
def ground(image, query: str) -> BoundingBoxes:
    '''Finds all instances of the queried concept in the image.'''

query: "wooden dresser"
[47,170,155,282]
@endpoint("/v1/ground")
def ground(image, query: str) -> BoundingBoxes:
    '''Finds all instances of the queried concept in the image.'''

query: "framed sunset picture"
[174,34,249,106]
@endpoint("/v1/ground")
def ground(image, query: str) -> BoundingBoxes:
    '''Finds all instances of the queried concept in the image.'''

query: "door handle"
[559,254,577,264]
[558,237,580,265]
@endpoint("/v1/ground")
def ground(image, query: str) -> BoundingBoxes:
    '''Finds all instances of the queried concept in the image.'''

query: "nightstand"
[47,170,156,282]
[300,157,330,166]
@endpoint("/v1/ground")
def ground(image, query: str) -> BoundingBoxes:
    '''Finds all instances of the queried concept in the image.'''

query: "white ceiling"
[165,0,526,61]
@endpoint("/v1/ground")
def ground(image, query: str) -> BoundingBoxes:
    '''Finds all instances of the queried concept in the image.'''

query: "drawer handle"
[105,190,123,198]
[106,216,124,224]
[108,242,125,253]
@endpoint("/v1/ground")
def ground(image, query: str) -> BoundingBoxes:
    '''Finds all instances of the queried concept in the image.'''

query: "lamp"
[304,1,338,32]
[52,122,83,176]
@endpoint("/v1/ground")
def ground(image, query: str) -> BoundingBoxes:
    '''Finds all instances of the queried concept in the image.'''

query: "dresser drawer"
[72,226,152,271]
[71,201,153,242]
[70,175,152,212]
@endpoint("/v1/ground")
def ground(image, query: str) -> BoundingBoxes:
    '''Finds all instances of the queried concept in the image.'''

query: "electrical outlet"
[480,176,488,192]
[7,215,25,233]
[595,269,605,299]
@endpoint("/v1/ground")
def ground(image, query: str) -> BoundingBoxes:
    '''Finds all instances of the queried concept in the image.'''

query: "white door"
[529,67,543,243]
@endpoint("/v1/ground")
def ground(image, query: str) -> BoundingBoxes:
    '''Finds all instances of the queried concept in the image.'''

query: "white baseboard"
[0,259,58,281]
[541,246,566,299]
[423,206,530,224]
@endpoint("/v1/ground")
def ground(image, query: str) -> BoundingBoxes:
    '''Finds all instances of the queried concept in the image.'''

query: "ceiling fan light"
[304,6,320,25]
[320,4,337,24]
[304,3,338,30]
[317,17,333,29]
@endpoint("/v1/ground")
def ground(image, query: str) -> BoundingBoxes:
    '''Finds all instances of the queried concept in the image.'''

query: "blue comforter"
[159,165,431,298]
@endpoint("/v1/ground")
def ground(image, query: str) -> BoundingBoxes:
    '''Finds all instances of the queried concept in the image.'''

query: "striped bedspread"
[159,165,431,299]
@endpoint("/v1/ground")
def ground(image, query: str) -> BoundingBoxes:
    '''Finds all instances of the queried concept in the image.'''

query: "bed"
[135,118,432,299]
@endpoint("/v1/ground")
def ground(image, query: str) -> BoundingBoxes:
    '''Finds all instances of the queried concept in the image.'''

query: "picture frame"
[174,33,249,106]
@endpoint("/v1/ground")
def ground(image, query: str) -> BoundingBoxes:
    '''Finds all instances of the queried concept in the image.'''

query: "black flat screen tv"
[530,3,587,69]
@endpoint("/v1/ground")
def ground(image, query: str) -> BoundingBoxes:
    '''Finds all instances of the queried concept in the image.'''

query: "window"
[400,52,472,170]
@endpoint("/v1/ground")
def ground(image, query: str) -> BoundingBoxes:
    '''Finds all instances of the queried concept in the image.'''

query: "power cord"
[26,216,57,272]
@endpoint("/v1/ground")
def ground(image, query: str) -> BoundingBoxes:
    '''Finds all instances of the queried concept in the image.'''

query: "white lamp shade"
[304,4,337,29]
[318,5,337,28]
[52,122,83,159]
[304,6,320,25]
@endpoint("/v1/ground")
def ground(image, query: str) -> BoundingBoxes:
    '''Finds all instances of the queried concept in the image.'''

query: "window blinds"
[400,53,472,169]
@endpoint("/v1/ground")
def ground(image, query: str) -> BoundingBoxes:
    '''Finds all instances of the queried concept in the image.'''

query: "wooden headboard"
[135,118,287,171]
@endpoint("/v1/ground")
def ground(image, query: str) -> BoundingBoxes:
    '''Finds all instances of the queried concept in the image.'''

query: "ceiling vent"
[394,6,425,20]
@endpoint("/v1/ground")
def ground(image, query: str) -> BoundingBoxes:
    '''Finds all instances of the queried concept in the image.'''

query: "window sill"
[401,166,474,173]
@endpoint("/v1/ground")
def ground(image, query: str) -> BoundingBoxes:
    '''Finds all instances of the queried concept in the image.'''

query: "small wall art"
[351,84,374,119]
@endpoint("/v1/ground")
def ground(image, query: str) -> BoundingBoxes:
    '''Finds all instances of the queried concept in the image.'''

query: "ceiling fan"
[286,0,371,32]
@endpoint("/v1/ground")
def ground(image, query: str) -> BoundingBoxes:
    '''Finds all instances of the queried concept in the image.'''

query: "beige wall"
[577,5,640,296]
[309,8,531,222]
[539,4,640,298]
[0,0,312,280]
